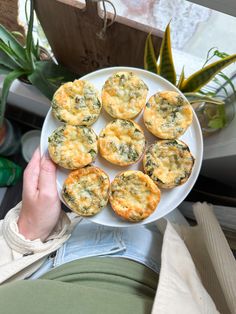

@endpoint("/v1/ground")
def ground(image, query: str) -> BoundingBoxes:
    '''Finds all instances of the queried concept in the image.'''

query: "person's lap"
[30,219,163,279]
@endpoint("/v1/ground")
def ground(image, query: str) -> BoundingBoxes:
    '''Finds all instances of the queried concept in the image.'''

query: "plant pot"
[0,119,21,156]
[2,78,51,117]
[21,130,41,162]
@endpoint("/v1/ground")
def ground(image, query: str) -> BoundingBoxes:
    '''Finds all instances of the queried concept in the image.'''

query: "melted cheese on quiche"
[102,71,148,119]
[143,140,194,189]
[99,119,146,166]
[52,80,101,126]
[63,167,110,216]
[48,125,98,169]
[143,91,193,139]
[110,170,161,222]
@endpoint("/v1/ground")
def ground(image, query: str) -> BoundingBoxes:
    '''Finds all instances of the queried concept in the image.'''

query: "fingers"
[23,147,58,200]
[38,152,58,199]
[23,147,41,196]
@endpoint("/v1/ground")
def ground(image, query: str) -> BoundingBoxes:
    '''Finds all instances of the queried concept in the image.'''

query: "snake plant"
[144,23,236,130]
[0,0,76,127]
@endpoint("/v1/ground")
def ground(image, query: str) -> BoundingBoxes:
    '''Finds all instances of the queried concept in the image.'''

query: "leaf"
[0,157,23,187]
[214,50,229,59]
[0,25,25,61]
[0,64,11,75]
[7,42,29,69]
[32,39,40,60]
[34,61,77,85]
[144,33,158,73]
[28,60,78,99]
[25,0,35,69]
[0,69,27,126]
[27,67,58,100]
[181,54,236,93]
[213,75,228,97]
[11,31,24,39]
[0,41,24,68]
[184,92,224,105]
[25,0,30,24]
[177,67,185,89]
[203,103,226,129]
[202,47,218,68]
[0,50,20,70]
[208,117,225,129]
[158,23,176,85]
[217,72,236,98]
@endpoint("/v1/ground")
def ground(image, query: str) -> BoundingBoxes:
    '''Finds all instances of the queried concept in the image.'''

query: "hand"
[18,148,61,241]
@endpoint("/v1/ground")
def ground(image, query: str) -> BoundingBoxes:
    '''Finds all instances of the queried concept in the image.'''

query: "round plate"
[40,66,203,227]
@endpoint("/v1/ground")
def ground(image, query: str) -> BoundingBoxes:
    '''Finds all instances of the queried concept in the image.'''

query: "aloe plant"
[0,0,76,127]
[144,33,158,74]
[158,23,176,85]
[144,24,236,130]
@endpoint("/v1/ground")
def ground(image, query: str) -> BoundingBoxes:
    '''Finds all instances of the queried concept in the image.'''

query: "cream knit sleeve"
[0,202,72,284]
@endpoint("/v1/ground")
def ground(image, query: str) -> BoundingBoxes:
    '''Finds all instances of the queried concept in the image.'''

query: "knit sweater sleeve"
[0,202,71,284]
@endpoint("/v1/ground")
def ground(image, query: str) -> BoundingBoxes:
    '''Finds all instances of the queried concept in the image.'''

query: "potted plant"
[144,23,236,135]
[0,0,76,156]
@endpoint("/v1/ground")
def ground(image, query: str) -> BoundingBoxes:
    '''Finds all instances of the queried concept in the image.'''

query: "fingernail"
[41,150,56,168]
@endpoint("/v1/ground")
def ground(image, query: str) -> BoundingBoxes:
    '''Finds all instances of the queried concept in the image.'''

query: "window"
[19,0,236,88]
[101,0,236,95]
[187,0,236,17]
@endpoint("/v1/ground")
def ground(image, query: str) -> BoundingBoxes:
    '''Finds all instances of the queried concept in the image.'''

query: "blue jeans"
[30,219,163,279]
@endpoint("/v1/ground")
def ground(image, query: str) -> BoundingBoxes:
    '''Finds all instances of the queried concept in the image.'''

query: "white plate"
[40,66,203,227]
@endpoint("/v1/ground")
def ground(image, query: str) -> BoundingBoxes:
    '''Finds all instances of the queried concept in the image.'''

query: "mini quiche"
[143,140,195,189]
[101,71,148,119]
[143,91,193,139]
[110,170,161,222]
[62,166,110,216]
[48,124,98,169]
[52,79,101,126]
[99,119,146,166]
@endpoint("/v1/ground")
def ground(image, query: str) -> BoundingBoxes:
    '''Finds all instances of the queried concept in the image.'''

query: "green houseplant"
[144,23,236,134]
[0,0,76,155]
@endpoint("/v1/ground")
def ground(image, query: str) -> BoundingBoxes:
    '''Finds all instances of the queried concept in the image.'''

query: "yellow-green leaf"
[144,33,158,73]
[181,54,236,93]
[177,67,185,89]
[158,23,176,85]
[184,92,224,105]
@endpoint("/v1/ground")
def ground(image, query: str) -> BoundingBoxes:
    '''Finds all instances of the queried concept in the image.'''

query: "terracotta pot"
[0,119,21,156]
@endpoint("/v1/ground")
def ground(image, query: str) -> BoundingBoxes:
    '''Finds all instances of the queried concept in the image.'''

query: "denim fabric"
[30,219,162,279]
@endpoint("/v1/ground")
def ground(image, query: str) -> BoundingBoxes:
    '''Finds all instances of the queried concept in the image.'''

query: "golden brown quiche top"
[99,119,146,166]
[52,79,101,126]
[109,170,161,222]
[62,166,110,216]
[48,124,98,169]
[143,91,193,139]
[102,71,148,119]
[143,140,195,189]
